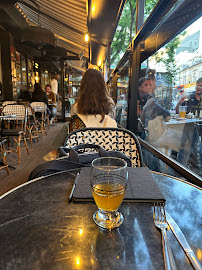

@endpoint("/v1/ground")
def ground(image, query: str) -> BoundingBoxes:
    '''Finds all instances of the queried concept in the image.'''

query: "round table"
[0,171,201,270]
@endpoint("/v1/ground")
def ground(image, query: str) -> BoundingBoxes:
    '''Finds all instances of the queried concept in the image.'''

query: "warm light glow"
[79,229,83,235]
[98,60,102,67]
[75,257,80,265]
[92,6,95,13]
[35,76,39,83]
[85,33,89,42]
[197,249,202,260]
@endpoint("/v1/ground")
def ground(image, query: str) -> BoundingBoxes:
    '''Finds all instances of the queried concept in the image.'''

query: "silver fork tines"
[153,203,177,270]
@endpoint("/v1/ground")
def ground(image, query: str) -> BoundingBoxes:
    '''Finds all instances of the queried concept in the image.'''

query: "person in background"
[138,76,156,110]
[175,77,202,167]
[44,68,117,161]
[175,77,202,114]
[50,74,59,100]
[45,84,57,125]
[32,83,48,105]
[18,90,32,103]
[71,76,116,119]
[32,83,50,117]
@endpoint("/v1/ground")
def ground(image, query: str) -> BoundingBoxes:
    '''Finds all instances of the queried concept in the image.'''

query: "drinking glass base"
[93,210,124,230]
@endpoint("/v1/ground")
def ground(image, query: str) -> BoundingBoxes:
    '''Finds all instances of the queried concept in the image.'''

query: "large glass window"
[139,17,202,177]
[21,55,27,87]
[116,61,130,128]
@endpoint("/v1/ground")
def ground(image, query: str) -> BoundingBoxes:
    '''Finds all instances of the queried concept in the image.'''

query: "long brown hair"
[77,69,114,121]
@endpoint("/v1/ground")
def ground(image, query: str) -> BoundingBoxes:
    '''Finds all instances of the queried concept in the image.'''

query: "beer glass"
[91,157,128,230]
[179,105,187,118]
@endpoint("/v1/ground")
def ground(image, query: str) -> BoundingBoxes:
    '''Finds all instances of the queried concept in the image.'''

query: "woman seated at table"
[32,83,51,117]
[44,68,117,161]
[45,84,57,124]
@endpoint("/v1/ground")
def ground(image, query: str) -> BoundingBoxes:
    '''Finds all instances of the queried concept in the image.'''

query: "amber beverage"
[179,106,187,118]
[92,182,125,212]
[91,157,128,230]
[179,111,186,118]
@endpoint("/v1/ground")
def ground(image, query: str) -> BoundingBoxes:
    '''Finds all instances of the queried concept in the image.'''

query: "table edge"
[1,169,201,200]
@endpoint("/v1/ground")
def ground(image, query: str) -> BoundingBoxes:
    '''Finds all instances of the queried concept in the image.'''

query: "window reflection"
[116,61,129,128]
[138,17,202,177]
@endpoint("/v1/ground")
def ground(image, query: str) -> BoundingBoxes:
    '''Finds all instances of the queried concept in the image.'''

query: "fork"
[153,203,177,270]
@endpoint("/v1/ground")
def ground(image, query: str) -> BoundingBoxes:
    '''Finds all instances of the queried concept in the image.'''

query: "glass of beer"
[179,105,187,118]
[91,157,128,230]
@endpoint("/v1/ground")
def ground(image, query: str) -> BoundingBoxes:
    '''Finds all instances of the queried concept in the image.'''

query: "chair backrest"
[63,127,143,167]
[69,114,86,133]
[2,104,27,131]
[2,101,17,107]
[2,104,26,119]
[26,104,35,116]
[31,102,47,113]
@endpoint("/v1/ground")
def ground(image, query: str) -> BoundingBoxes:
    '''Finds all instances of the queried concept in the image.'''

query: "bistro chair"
[0,139,9,175]
[31,102,48,138]
[26,104,39,147]
[2,104,29,164]
[2,101,17,107]
[63,127,143,167]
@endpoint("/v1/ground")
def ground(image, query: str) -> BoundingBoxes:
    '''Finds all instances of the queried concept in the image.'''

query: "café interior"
[0,0,201,269]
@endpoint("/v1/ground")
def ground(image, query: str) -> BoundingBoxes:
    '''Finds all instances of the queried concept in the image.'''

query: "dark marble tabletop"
[0,170,201,270]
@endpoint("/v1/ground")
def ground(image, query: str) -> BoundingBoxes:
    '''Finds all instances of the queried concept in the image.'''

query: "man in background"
[176,77,202,114]
[138,76,156,110]
[45,84,57,125]
[51,74,59,101]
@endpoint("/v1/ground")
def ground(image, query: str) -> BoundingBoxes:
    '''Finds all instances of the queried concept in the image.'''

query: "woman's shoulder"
[104,115,117,127]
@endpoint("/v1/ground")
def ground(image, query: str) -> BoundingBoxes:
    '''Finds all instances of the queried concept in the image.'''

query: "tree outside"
[111,0,158,66]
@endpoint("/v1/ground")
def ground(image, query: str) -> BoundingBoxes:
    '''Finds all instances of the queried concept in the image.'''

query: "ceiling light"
[85,33,89,42]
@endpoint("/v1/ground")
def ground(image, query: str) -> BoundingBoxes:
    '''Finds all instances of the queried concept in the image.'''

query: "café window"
[21,55,27,87]
[16,51,21,86]
[28,59,34,90]
[116,60,129,128]
[138,17,202,178]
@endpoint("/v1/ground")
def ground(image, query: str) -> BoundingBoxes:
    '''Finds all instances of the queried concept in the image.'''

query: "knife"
[166,211,201,270]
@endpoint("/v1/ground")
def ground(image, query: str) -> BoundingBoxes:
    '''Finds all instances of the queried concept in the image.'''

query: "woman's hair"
[77,69,114,121]
[33,83,43,93]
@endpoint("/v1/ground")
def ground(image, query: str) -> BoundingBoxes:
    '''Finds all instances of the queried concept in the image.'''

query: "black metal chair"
[63,127,143,167]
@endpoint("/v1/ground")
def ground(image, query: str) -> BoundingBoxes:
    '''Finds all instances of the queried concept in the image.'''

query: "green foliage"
[154,32,186,85]
[111,0,158,66]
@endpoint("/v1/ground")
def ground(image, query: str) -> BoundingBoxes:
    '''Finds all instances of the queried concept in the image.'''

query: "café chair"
[2,101,17,107]
[2,104,29,164]
[63,127,143,167]
[0,139,9,175]
[31,102,48,138]
[26,104,39,147]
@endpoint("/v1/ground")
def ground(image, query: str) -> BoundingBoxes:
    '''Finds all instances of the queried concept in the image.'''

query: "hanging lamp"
[21,25,56,50]
[21,4,56,50]
[0,0,17,8]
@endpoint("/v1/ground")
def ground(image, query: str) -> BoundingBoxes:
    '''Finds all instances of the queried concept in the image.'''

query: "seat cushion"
[1,129,23,136]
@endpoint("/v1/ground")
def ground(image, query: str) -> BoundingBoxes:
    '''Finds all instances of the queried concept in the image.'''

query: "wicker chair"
[2,101,17,107]
[2,104,29,163]
[31,102,48,138]
[26,104,39,146]
[63,127,143,167]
